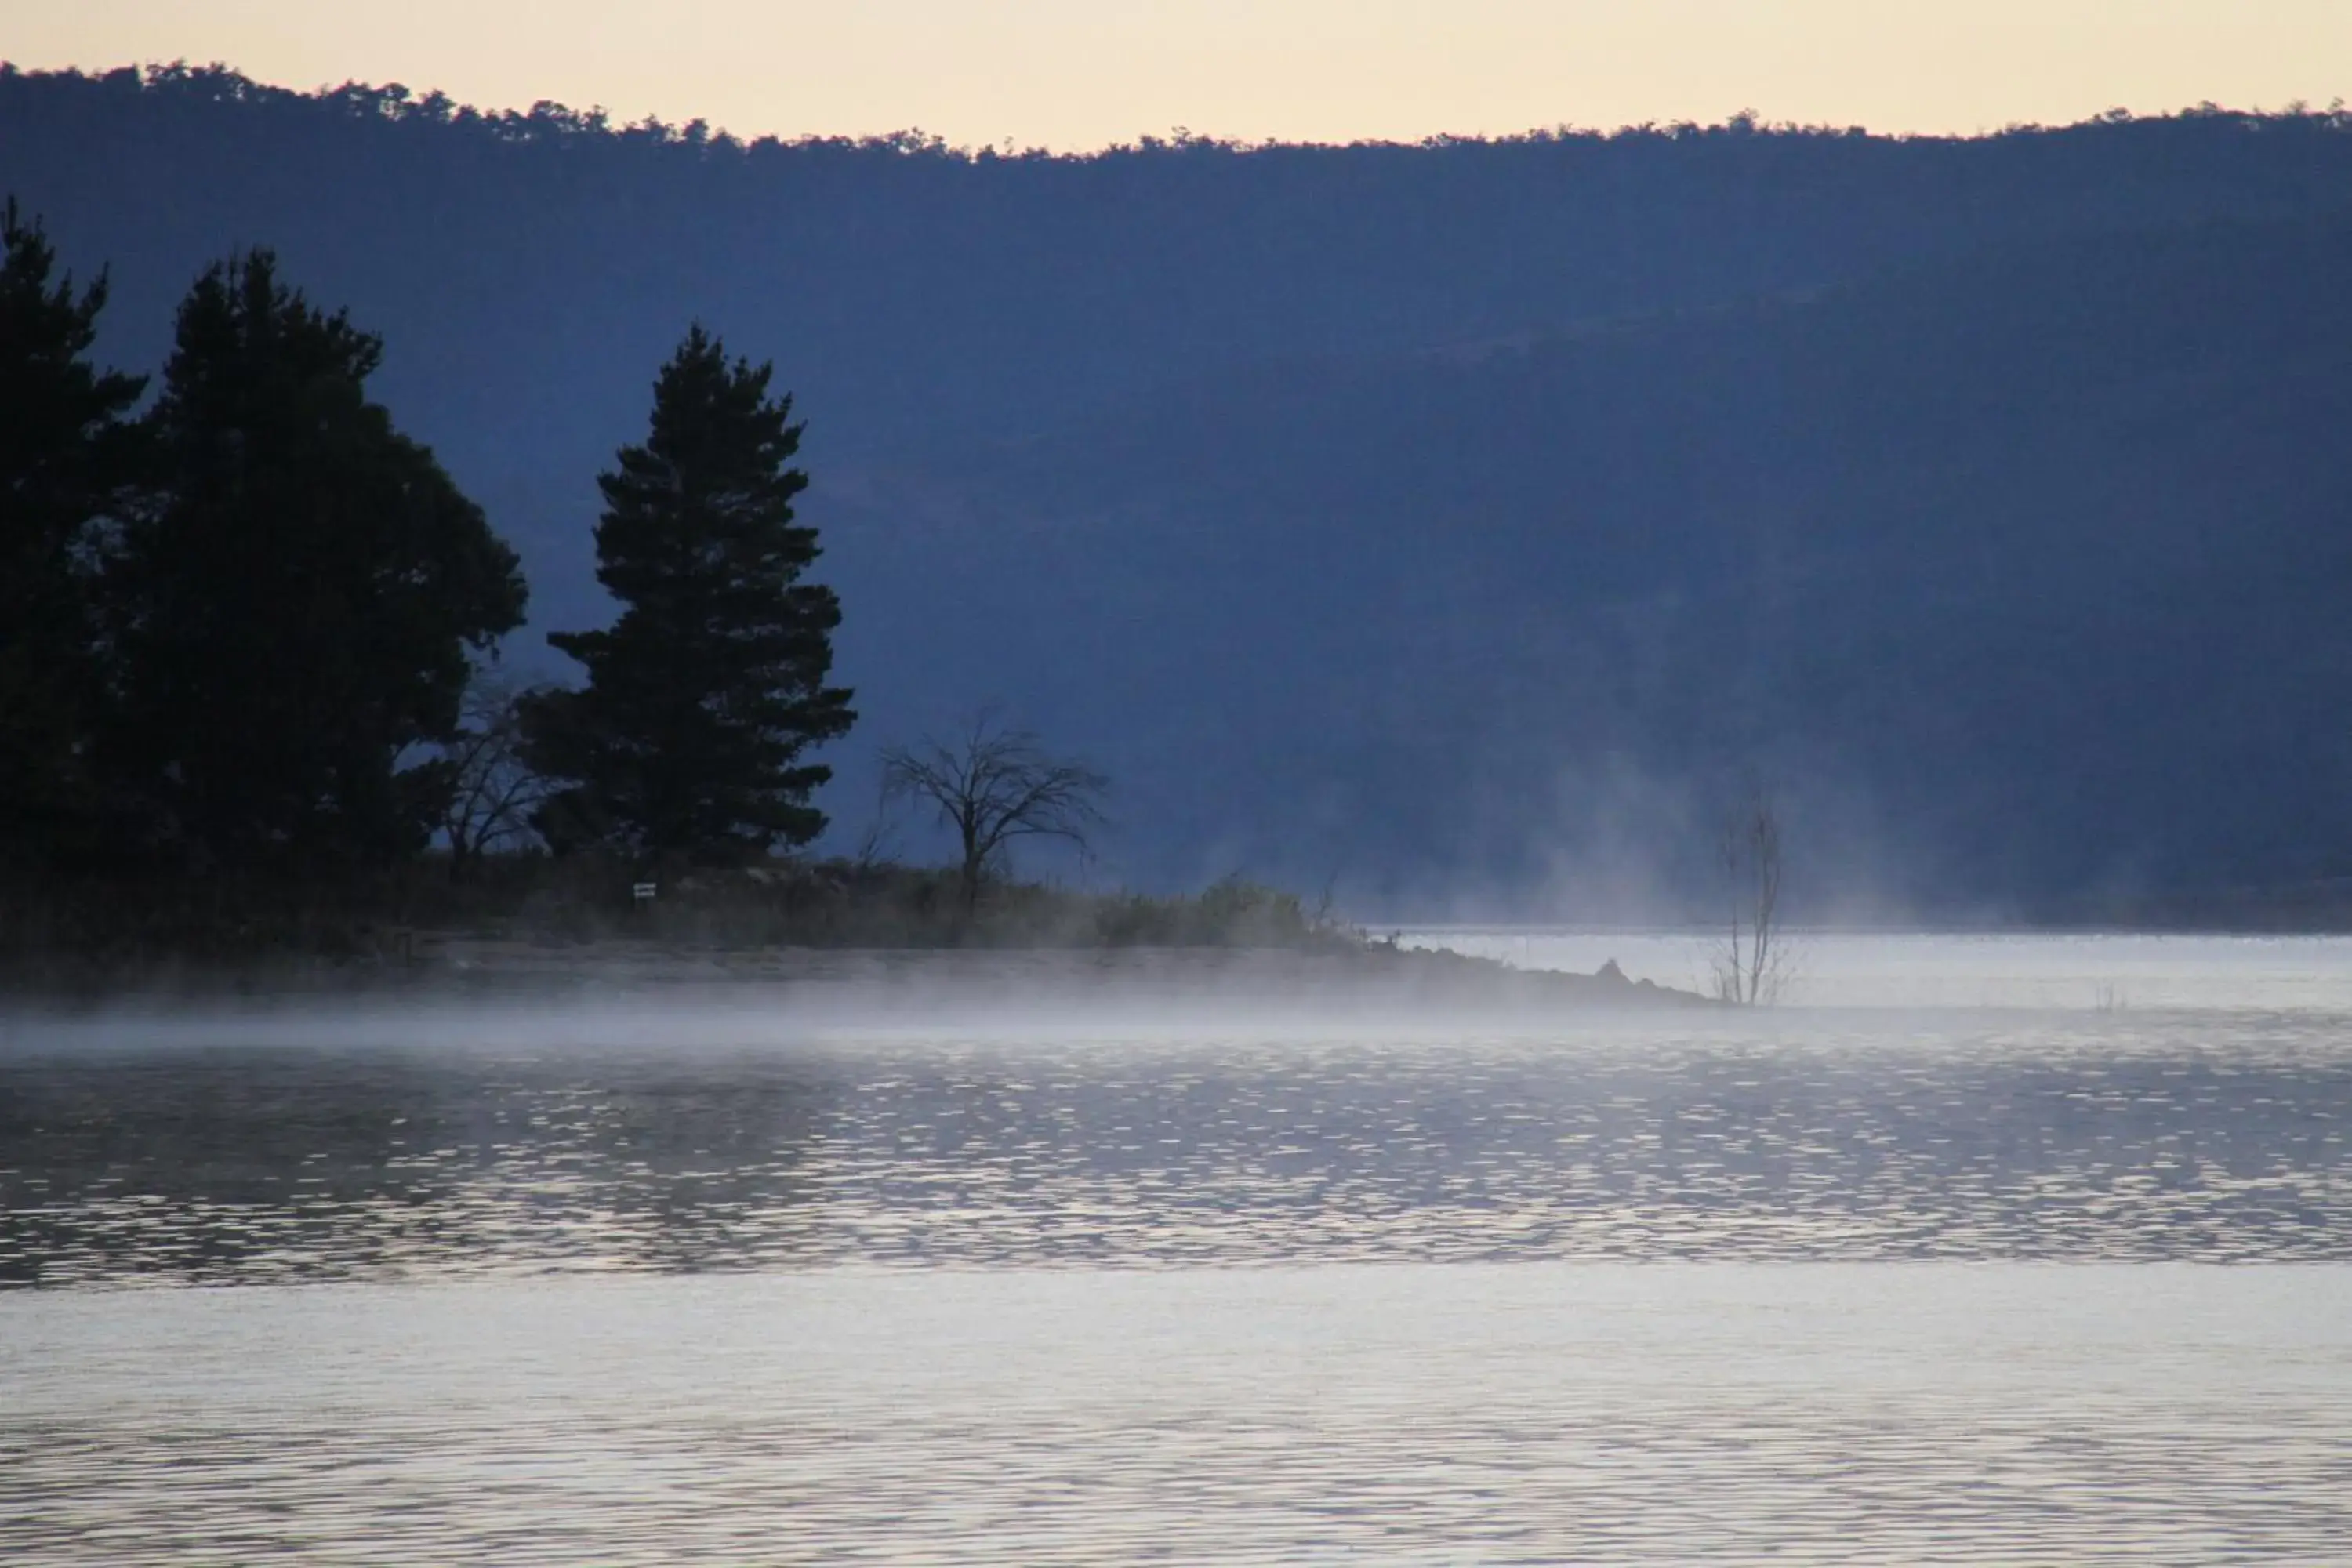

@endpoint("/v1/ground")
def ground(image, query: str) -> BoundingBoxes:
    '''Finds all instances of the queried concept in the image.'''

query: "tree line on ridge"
[0,200,855,890]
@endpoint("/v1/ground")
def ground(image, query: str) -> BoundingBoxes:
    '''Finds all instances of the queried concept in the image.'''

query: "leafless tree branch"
[1711,776,1790,1006]
[879,712,1109,917]
[435,666,561,880]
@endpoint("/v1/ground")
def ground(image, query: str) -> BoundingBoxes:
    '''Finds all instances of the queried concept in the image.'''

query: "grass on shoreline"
[0,854,1363,982]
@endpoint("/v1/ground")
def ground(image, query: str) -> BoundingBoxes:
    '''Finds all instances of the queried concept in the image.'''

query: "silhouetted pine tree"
[0,199,144,870]
[105,251,526,868]
[523,326,854,860]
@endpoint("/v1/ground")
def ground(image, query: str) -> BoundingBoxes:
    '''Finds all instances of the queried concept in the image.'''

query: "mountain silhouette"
[9,64,2351,912]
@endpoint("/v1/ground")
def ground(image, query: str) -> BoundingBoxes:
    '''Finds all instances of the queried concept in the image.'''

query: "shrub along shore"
[0,857,1704,1006]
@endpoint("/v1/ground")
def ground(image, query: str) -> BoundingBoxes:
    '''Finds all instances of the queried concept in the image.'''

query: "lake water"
[1399,927,2352,1012]
[5,933,2350,1562]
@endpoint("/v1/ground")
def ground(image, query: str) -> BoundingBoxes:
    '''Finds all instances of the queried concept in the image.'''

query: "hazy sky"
[13,1,2351,149]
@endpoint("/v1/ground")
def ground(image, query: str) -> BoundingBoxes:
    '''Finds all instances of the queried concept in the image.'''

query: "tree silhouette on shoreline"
[0,198,143,871]
[104,249,526,868]
[882,715,1109,919]
[524,327,855,862]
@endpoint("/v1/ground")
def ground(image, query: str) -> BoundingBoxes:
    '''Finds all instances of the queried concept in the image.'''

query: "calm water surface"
[4,933,2350,1562]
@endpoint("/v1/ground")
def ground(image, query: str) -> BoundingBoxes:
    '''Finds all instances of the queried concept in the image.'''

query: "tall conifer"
[0,199,143,867]
[524,328,854,859]
[107,251,526,866]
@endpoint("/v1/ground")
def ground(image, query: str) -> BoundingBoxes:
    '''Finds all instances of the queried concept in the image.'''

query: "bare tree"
[880,715,1109,916]
[435,669,560,881]
[1711,779,1790,1006]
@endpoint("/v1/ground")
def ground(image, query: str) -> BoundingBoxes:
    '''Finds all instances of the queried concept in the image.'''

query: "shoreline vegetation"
[13,107,2352,987]
[14,850,2352,1005]
[0,857,1704,1007]
[0,194,1693,1011]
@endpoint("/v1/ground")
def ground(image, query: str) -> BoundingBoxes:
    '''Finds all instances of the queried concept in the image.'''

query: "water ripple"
[5,1265,2347,1563]
[5,1014,2348,1283]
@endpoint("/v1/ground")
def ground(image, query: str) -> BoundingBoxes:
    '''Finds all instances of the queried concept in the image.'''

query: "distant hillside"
[909,214,2352,909]
[8,64,2352,913]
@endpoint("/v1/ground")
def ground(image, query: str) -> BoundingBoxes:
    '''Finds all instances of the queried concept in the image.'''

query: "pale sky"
[11,1,2351,150]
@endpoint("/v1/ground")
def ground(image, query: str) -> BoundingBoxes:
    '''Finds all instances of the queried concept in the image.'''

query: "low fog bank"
[1322,753,1998,933]
[0,942,1709,1054]
[1406,927,2352,1014]
[1331,746,2352,937]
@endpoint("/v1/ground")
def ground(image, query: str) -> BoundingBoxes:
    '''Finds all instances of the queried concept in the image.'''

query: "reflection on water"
[5,942,2352,1562]
[5,1014,2350,1283]
[6,1265,2350,1563]
[4,1011,2352,1279]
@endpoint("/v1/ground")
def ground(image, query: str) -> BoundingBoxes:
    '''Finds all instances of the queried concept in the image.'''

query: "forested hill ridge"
[9,62,2352,915]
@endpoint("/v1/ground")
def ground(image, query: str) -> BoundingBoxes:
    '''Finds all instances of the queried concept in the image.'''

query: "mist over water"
[1406,928,2352,1012]
[6,1003,2350,1282]
[5,934,2350,1561]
